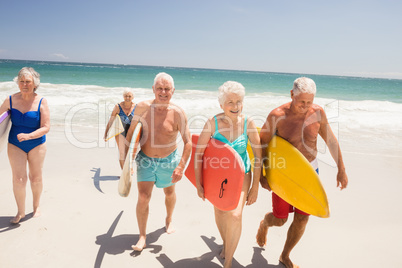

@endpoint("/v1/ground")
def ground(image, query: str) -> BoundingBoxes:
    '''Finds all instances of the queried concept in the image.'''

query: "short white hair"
[153,72,174,89]
[14,67,40,92]
[218,81,245,105]
[123,88,134,97]
[292,77,316,96]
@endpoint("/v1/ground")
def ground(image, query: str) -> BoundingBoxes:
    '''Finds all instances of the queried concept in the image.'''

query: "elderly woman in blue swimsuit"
[104,89,136,169]
[0,67,50,224]
[195,81,261,268]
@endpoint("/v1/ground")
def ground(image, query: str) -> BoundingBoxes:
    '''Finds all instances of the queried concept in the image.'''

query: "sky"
[1,0,401,79]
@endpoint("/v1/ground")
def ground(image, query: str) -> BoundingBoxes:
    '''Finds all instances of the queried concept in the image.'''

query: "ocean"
[1,59,401,160]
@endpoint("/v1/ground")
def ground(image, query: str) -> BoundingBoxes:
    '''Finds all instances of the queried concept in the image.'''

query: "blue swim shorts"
[135,149,180,188]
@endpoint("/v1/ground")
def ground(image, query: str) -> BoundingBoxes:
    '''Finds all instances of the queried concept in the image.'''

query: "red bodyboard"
[185,134,245,211]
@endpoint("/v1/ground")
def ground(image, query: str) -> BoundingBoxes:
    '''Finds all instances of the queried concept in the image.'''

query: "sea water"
[1,59,401,161]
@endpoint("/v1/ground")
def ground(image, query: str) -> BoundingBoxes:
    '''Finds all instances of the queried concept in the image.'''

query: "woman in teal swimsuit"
[194,81,261,268]
[104,89,136,169]
[0,67,50,224]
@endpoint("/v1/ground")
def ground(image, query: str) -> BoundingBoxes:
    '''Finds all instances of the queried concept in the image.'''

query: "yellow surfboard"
[105,116,124,141]
[247,134,330,218]
[247,127,265,175]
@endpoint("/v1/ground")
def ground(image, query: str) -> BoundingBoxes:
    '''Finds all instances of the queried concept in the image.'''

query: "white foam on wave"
[2,82,401,130]
[1,82,401,155]
[338,100,402,131]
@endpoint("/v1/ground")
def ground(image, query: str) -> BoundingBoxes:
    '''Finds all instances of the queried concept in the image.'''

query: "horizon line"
[1,58,401,81]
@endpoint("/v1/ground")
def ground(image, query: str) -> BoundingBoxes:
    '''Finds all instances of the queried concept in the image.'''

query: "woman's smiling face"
[221,92,243,118]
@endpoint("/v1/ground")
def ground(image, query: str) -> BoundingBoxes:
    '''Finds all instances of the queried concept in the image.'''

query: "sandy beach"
[1,0,402,265]
[1,125,402,268]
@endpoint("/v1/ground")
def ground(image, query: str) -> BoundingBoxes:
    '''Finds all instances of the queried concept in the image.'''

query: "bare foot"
[165,219,175,234]
[132,237,146,252]
[10,214,25,224]
[256,220,268,247]
[279,255,299,268]
[220,245,226,259]
[33,207,41,218]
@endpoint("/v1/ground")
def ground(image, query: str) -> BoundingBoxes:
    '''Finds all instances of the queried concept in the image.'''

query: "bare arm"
[171,109,192,183]
[259,111,278,190]
[103,104,120,140]
[318,108,348,190]
[0,98,10,115]
[246,118,261,205]
[194,118,214,200]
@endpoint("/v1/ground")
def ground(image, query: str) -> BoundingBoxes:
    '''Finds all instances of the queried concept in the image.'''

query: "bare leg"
[215,173,251,268]
[279,213,309,268]
[221,200,245,268]
[115,134,128,169]
[256,219,268,247]
[27,144,46,217]
[132,181,154,251]
[256,212,287,247]
[163,185,176,234]
[8,144,28,224]
[214,208,227,259]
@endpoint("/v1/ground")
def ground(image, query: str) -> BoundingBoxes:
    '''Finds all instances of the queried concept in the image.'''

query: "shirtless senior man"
[126,72,191,251]
[256,77,348,268]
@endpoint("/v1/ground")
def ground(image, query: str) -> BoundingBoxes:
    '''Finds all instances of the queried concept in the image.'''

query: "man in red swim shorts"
[255,77,348,268]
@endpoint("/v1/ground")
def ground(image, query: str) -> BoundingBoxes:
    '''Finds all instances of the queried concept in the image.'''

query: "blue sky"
[1,0,401,79]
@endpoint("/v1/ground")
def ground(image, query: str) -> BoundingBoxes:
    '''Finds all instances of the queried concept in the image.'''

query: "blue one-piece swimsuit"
[118,103,136,137]
[212,115,251,173]
[8,96,46,153]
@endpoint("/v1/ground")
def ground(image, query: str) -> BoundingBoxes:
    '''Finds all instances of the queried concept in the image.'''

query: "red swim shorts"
[272,192,310,218]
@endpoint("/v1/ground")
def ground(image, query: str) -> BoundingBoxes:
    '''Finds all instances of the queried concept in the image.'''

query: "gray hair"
[153,72,174,89]
[14,67,40,91]
[292,77,316,96]
[218,81,245,105]
[123,88,134,97]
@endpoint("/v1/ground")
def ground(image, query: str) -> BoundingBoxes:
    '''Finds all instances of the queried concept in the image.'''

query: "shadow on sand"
[94,211,165,268]
[94,211,282,267]
[156,235,282,268]
[91,167,119,193]
[0,212,34,233]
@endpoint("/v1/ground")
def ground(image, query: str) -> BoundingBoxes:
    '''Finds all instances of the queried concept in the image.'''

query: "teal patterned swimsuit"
[211,116,251,173]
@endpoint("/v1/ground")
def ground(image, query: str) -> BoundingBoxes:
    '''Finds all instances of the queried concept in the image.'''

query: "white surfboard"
[105,116,124,141]
[0,110,11,152]
[118,122,142,197]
